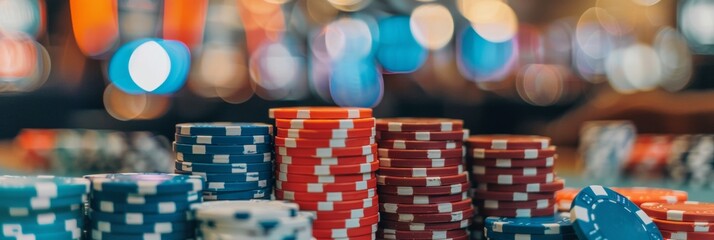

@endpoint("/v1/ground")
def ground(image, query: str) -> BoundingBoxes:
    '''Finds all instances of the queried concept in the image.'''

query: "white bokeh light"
[410,4,454,50]
[128,41,171,92]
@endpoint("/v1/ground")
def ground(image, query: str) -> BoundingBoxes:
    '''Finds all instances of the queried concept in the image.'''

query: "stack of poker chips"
[173,123,274,201]
[195,200,313,240]
[483,213,575,240]
[556,187,688,213]
[465,135,563,239]
[0,176,88,239]
[374,118,473,240]
[641,201,714,239]
[84,173,204,240]
[270,107,380,240]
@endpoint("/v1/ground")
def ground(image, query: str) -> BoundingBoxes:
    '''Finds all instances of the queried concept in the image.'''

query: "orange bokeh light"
[69,0,118,57]
[163,0,208,50]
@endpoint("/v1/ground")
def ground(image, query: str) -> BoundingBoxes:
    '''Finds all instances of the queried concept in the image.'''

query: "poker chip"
[277,172,375,183]
[640,202,714,222]
[472,189,554,201]
[472,173,555,184]
[90,191,200,204]
[378,165,464,177]
[275,118,376,129]
[472,166,554,176]
[91,221,189,234]
[311,223,378,238]
[269,107,372,119]
[202,189,270,201]
[555,188,579,212]
[379,219,471,231]
[380,207,475,223]
[379,199,473,214]
[275,188,376,202]
[275,137,375,148]
[379,140,463,150]
[276,154,376,166]
[653,218,714,233]
[84,173,204,194]
[379,157,463,168]
[570,185,663,240]
[88,209,192,224]
[467,135,551,150]
[469,147,557,159]
[660,230,714,240]
[176,152,272,164]
[304,205,379,220]
[611,187,689,205]
[292,196,379,211]
[312,214,380,229]
[173,142,271,155]
[174,134,271,145]
[484,214,574,235]
[481,205,557,217]
[477,199,554,210]
[377,129,469,141]
[174,170,271,182]
[175,122,273,136]
[376,173,469,187]
[204,180,270,192]
[377,182,470,196]
[89,199,199,214]
[379,192,468,204]
[0,204,80,218]
[377,228,468,239]
[377,148,463,159]
[476,179,565,193]
[0,175,90,198]
[376,118,464,132]
[175,161,272,173]
[473,157,555,168]
[277,161,379,175]
[1,211,83,233]
[276,179,377,192]
[90,229,190,240]
[3,230,81,240]
[276,144,376,158]
[277,128,376,139]
[484,230,578,240]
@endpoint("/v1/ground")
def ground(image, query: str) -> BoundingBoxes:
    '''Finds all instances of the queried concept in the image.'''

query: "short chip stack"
[641,201,714,240]
[173,122,274,201]
[465,135,563,239]
[374,118,473,240]
[0,176,88,239]
[556,187,688,213]
[270,107,380,240]
[85,173,204,240]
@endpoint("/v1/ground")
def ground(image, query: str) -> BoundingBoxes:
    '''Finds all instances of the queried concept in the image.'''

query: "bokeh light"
[69,0,118,58]
[606,43,662,93]
[191,43,253,104]
[108,38,190,94]
[460,0,518,43]
[679,0,714,54]
[249,40,307,100]
[0,0,44,38]
[0,34,50,92]
[163,0,208,50]
[325,18,374,60]
[103,84,170,121]
[327,0,372,12]
[330,58,383,108]
[654,27,693,92]
[377,16,427,73]
[516,64,565,106]
[457,26,516,82]
[409,4,454,50]
[308,29,333,102]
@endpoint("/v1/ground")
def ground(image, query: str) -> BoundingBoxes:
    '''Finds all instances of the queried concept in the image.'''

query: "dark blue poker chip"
[174,170,272,182]
[176,152,272,164]
[88,209,192,224]
[174,134,272,145]
[202,188,271,201]
[484,214,574,235]
[174,161,273,173]
[172,142,272,155]
[205,179,272,192]
[175,122,273,136]
[90,229,190,240]
[84,173,204,195]
[90,191,201,204]
[89,198,200,214]
[90,221,192,234]
[485,230,578,240]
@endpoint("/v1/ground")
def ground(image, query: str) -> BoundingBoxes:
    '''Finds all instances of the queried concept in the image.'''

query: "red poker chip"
[378,165,464,177]
[472,166,553,176]
[471,173,555,185]
[314,234,376,240]
[466,135,550,150]
[294,196,378,211]
[276,154,376,166]
[376,118,464,132]
[377,130,469,141]
[380,199,473,214]
[660,230,714,240]
[377,173,468,187]
[275,136,375,148]
[469,147,557,159]
[611,187,689,205]
[377,229,468,239]
[305,205,380,220]
[381,207,475,223]
[276,144,377,158]
[312,223,378,238]
[555,188,579,212]
[480,205,557,217]
[276,128,375,139]
[379,157,463,168]
[476,199,554,209]
[471,189,554,201]
[275,118,376,129]
[275,188,376,202]
[472,157,555,168]
[377,182,470,196]
[277,161,379,176]
[379,219,471,231]
[276,179,377,192]
[640,202,714,222]
[276,172,375,183]
[312,213,380,229]
[476,179,565,193]
[269,107,372,119]
[379,192,469,205]
[653,218,714,233]
[378,148,463,159]
[379,140,463,150]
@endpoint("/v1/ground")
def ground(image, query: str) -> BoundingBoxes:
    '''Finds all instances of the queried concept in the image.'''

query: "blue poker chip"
[88,209,193,224]
[0,204,81,217]
[89,199,200,214]
[175,134,271,145]
[84,173,204,195]
[0,228,81,240]
[1,212,83,236]
[0,194,86,210]
[202,188,271,201]
[0,175,90,198]
[176,152,272,164]
[175,122,273,136]
[174,170,272,182]
[485,231,578,240]
[172,142,272,155]
[570,185,663,240]
[485,214,574,235]
[205,180,271,192]
[91,221,191,234]
[90,191,201,204]
[174,161,273,173]
[90,229,189,240]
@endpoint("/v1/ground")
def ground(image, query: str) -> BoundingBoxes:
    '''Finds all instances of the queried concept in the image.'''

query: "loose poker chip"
[376,118,464,132]
[174,134,271,145]
[653,218,714,233]
[269,107,372,119]
[472,189,554,201]
[276,144,377,158]
[0,194,87,210]
[304,205,379,220]
[275,118,376,129]
[175,122,273,136]
[275,188,376,202]
[379,140,463,150]
[377,172,468,187]
[91,221,189,234]
[477,179,565,193]
[205,180,270,192]
[473,157,555,168]
[485,214,574,235]
[277,161,379,176]
[472,173,555,185]
[275,136,375,148]
[377,129,469,141]
[660,230,714,240]
[276,179,377,192]
[377,148,463,159]
[469,147,557,159]
[377,182,470,196]
[88,209,191,225]
[312,213,380,229]
[277,128,376,139]
[276,154,376,166]
[176,152,272,164]
[477,199,554,210]
[175,161,272,174]
[472,166,553,176]
[89,199,199,214]
[482,205,557,217]
[484,231,578,240]
[276,172,375,184]
[466,135,551,150]
[0,175,89,198]
[380,207,475,223]
[379,157,463,168]
[91,191,200,205]
[640,202,714,222]
[90,229,189,240]
[174,170,271,182]
[571,185,663,240]
[379,192,468,205]
[380,199,473,214]
[85,173,204,194]
[379,219,471,231]
[311,223,378,238]
[377,228,468,239]
[294,196,378,211]
[611,187,689,205]
[173,142,271,155]
[378,165,464,177]
[202,189,270,201]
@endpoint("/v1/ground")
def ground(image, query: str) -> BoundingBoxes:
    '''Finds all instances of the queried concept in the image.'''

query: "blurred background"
[0,0,713,198]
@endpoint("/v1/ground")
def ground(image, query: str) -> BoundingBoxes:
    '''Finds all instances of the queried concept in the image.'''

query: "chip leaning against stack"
[0,175,88,240]
[173,122,274,201]
[375,118,473,240]
[84,173,204,240]
[270,107,379,240]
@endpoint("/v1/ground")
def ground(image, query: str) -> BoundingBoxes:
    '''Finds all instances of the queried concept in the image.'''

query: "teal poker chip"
[0,175,90,198]
[202,188,271,201]
[0,228,81,240]
[89,199,200,214]
[172,142,272,155]
[88,209,193,224]
[84,173,204,195]
[176,152,272,164]
[90,191,201,204]
[205,180,271,192]
[485,213,574,235]
[0,194,86,210]
[174,161,273,173]
[90,229,189,240]
[0,204,81,217]
[175,134,271,145]
[174,170,272,182]
[1,212,83,236]
[175,122,273,136]
[570,185,663,240]
[485,231,578,240]
[91,221,191,234]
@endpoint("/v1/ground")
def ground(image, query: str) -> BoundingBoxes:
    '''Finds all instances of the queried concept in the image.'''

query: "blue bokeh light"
[108,38,190,94]
[330,58,384,108]
[376,16,427,73]
[457,26,517,82]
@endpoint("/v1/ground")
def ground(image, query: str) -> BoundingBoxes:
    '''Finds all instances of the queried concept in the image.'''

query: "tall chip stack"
[374,118,473,240]
[173,123,274,201]
[84,173,204,240]
[270,107,380,240]
[465,135,565,240]
[0,176,88,239]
